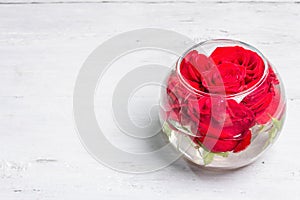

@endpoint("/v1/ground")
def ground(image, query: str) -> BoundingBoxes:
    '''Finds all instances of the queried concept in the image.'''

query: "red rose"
[180,46,267,95]
[210,46,265,91]
[241,66,280,123]
[201,62,246,94]
[195,130,252,153]
[180,50,212,92]
[188,97,255,153]
[255,86,281,124]
[162,72,186,124]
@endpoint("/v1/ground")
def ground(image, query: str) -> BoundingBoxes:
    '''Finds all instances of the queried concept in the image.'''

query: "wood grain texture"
[0,1,300,200]
[0,0,299,4]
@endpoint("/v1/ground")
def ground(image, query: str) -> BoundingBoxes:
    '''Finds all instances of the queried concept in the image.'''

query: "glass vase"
[159,39,286,169]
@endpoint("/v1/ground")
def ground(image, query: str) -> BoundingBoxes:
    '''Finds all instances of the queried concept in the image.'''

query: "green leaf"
[269,127,277,139]
[162,122,172,138]
[263,140,270,149]
[168,120,192,134]
[257,124,266,134]
[263,117,283,149]
[215,152,229,158]
[198,142,230,165]
[203,150,215,166]
[271,117,283,130]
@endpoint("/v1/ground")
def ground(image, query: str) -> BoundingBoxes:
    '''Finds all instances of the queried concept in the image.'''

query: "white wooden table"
[1,0,300,199]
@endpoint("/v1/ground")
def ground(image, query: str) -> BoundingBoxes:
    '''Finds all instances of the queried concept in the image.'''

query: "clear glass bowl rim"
[175,39,270,98]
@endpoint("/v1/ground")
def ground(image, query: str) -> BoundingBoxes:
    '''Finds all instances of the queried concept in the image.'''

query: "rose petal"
[256,86,281,124]
[196,136,239,153]
[233,130,252,153]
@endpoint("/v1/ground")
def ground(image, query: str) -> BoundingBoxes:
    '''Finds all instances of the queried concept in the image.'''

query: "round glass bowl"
[159,39,286,169]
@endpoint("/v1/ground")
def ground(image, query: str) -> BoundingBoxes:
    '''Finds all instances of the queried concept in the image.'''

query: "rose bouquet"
[160,40,286,169]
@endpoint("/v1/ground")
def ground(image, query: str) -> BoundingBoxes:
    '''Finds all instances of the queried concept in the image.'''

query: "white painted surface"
[0,1,300,199]
[1,0,298,3]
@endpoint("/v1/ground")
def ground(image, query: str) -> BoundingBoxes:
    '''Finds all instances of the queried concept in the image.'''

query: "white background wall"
[1,0,300,199]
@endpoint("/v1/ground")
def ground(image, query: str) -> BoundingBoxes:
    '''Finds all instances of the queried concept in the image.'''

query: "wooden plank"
[0,2,299,98]
[0,0,299,4]
[0,99,298,199]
